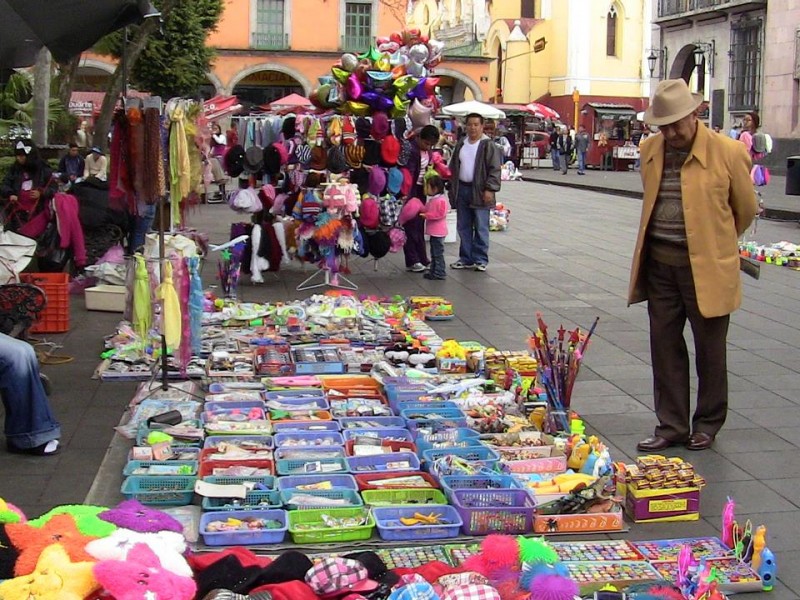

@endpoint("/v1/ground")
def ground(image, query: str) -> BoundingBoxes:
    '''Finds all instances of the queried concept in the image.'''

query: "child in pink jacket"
[420,175,448,280]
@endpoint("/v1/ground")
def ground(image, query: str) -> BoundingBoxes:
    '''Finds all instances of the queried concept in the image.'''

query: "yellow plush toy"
[0,543,99,600]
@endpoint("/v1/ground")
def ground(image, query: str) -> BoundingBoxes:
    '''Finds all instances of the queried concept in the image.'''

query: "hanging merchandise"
[156,260,182,350]
[187,256,203,357]
[132,255,151,342]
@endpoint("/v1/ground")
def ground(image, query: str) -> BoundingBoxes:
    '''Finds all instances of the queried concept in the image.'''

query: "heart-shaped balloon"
[340,53,359,72]
[406,60,426,77]
[376,36,390,46]
[420,34,429,44]
[408,98,432,129]
[361,91,394,113]
[393,75,419,95]
[409,43,430,64]
[378,42,400,55]
[346,73,363,100]
[344,101,371,116]
[407,78,428,101]
[331,66,350,84]
[391,95,411,118]
[403,28,422,46]
[390,31,404,45]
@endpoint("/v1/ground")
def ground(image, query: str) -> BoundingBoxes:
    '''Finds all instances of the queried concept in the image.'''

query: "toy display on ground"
[739,240,800,269]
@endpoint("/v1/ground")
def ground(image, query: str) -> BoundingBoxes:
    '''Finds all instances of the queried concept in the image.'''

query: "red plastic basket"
[355,471,439,491]
[344,439,417,456]
[21,273,69,333]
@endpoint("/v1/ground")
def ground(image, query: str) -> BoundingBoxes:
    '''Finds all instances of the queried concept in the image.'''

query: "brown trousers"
[646,258,730,442]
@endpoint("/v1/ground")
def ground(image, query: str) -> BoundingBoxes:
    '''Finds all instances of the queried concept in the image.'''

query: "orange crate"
[21,273,70,333]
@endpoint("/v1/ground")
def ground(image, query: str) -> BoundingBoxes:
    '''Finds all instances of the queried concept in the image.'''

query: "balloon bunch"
[310,28,445,119]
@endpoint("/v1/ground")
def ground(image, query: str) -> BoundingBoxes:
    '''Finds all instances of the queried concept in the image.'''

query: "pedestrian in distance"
[447,113,502,272]
[557,126,573,174]
[629,79,758,453]
[574,125,591,175]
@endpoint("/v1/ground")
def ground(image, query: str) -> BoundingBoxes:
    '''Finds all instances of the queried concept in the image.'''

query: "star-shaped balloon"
[407,77,429,101]
[358,45,382,63]
[0,543,99,600]
[391,95,411,118]
[331,66,350,84]
[6,514,99,576]
[98,500,184,534]
[85,528,190,576]
[393,75,419,95]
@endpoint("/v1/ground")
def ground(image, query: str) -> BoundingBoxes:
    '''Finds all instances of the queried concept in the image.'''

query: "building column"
[503,20,530,103]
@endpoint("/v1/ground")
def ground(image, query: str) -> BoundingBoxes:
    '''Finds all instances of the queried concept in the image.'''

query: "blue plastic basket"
[204,400,265,414]
[394,401,461,413]
[202,489,282,511]
[346,452,421,473]
[208,382,265,394]
[451,488,536,535]
[422,446,500,472]
[274,445,345,461]
[202,406,267,425]
[264,389,326,401]
[416,428,485,455]
[337,416,406,429]
[120,476,196,506]
[202,475,276,489]
[400,407,466,422]
[439,474,523,500]
[203,435,273,450]
[273,420,341,433]
[277,473,358,491]
[135,421,203,447]
[274,431,344,448]
[280,488,364,510]
[264,395,330,411]
[407,418,469,437]
[342,428,414,443]
[200,509,287,545]
[276,457,350,476]
[372,505,462,541]
[385,385,428,404]
[123,460,198,477]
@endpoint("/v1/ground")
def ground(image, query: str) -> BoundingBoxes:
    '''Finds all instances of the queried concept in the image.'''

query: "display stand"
[297,268,357,292]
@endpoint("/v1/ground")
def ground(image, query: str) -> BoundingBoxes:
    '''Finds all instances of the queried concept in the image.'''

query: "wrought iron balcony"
[656,0,766,23]
[251,32,289,50]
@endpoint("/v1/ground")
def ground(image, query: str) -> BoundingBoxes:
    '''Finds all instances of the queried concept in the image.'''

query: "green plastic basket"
[287,507,375,544]
[361,488,447,506]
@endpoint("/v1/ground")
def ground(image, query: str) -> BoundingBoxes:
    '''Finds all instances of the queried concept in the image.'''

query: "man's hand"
[30,190,41,200]
[9,195,18,203]
[483,190,494,204]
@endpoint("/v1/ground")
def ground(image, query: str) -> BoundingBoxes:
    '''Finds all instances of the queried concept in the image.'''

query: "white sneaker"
[408,263,426,272]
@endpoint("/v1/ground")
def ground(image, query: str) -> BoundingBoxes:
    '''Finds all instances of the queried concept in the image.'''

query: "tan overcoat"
[628,123,758,318]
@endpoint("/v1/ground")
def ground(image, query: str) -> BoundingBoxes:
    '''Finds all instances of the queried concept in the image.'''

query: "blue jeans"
[577,151,587,173]
[456,184,490,266]
[130,204,156,253]
[551,149,561,170]
[429,236,446,278]
[0,333,60,449]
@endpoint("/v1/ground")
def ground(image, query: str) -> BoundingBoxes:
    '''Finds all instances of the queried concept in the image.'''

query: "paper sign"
[194,480,249,499]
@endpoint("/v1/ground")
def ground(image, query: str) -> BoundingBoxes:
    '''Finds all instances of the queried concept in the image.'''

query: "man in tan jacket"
[629,79,758,452]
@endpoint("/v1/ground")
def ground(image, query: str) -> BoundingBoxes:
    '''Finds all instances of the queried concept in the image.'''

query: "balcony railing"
[340,35,372,54]
[251,32,289,50]
[657,0,765,20]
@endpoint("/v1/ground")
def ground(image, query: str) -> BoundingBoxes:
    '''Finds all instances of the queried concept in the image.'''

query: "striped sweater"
[647,146,691,266]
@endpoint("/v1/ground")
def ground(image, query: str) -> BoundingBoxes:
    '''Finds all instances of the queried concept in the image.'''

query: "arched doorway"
[231,68,306,108]
[434,68,483,104]
[669,44,702,88]
[73,61,114,92]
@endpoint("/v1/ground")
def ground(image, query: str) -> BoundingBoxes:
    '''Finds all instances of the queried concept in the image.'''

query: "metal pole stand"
[296,268,357,292]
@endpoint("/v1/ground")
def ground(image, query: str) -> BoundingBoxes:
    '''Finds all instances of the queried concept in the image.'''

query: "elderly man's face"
[659,112,698,150]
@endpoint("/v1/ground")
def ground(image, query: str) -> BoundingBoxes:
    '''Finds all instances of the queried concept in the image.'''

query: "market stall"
[581,103,637,171]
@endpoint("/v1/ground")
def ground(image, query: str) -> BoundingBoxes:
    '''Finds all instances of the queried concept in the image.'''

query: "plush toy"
[0,543,100,600]
[26,504,115,537]
[480,535,520,579]
[6,513,98,576]
[526,573,579,600]
[0,497,26,524]
[93,542,196,600]
[85,527,191,577]
[98,499,184,534]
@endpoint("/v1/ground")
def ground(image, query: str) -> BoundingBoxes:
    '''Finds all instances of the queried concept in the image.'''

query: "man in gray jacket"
[447,113,502,272]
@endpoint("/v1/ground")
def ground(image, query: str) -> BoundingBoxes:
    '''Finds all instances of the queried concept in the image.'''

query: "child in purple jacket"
[420,175,449,280]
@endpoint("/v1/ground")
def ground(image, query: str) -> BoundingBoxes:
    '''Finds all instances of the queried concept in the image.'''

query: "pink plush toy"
[93,543,196,600]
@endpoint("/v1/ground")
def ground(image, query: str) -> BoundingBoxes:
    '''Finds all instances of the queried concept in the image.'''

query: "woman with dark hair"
[0,139,57,233]
[739,112,766,162]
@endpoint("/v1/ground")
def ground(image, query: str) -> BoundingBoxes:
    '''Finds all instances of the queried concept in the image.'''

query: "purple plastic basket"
[373,505,462,541]
[346,452,421,473]
[451,488,536,535]
[200,509,287,545]
[274,431,344,448]
[277,474,357,492]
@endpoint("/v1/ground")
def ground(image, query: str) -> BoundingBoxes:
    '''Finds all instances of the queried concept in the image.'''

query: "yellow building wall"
[588,0,645,97]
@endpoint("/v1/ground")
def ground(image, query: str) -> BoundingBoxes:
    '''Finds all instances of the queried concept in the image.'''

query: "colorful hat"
[225,145,246,178]
[345,143,365,169]
[359,196,380,229]
[440,584,500,600]
[386,167,403,195]
[400,167,414,197]
[371,112,390,140]
[381,135,401,166]
[367,166,387,196]
[310,145,328,171]
[342,117,357,145]
[305,558,379,598]
[327,146,348,174]
[355,117,372,140]
[244,146,264,174]
[388,582,440,600]
[282,116,297,140]
[398,196,424,226]
[362,139,381,166]
[295,143,312,166]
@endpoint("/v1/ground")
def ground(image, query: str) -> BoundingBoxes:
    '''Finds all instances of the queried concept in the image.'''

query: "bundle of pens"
[529,312,599,433]
[217,242,245,299]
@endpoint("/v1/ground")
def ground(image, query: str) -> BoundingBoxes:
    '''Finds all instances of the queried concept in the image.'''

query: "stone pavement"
[522,162,800,220]
[2,182,799,597]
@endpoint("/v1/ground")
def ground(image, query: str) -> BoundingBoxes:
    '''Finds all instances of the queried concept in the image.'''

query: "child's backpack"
[752,132,772,155]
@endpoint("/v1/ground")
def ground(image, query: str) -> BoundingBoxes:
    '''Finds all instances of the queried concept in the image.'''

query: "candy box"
[625,484,701,523]
[436,356,467,374]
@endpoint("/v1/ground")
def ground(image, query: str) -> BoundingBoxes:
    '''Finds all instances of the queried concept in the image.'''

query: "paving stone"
[727,390,795,409]
[700,480,797,515]
[735,407,800,428]
[763,479,800,509]
[728,451,800,480]
[574,395,651,415]
[712,428,797,453]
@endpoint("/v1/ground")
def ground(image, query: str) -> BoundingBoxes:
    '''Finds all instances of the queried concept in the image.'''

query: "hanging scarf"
[174,257,192,377]
[155,259,182,350]
[169,101,191,225]
[142,107,164,204]
[132,255,152,343]
[188,256,204,357]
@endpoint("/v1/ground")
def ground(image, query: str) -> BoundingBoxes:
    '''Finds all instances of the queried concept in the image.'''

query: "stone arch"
[77,58,115,74]
[205,72,225,96]
[669,44,699,84]
[433,68,483,101]
[228,63,312,96]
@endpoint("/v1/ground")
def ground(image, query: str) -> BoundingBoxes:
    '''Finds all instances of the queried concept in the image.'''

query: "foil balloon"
[340,53,359,72]
[406,60,426,77]
[376,36,391,46]
[390,31,404,45]
[367,70,394,88]
[391,64,406,79]
[407,77,429,101]
[328,84,344,106]
[331,66,350,84]
[309,87,325,108]
[358,45,382,63]
[318,75,335,86]
[389,50,408,67]
[393,75,419,95]
[427,40,445,62]
[346,73,363,100]
[424,77,440,95]
[355,59,372,79]
[403,28,422,46]
[391,95,410,118]
[344,101,371,116]
[408,43,430,64]
[378,41,400,55]
[361,91,394,112]
[408,98,433,129]
[374,55,392,72]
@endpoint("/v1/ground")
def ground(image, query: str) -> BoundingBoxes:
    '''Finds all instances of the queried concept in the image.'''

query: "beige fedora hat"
[644,79,704,126]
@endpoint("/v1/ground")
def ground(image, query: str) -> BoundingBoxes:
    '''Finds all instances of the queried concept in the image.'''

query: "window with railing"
[343,2,372,53]
[728,18,762,112]
[253,0,287,50]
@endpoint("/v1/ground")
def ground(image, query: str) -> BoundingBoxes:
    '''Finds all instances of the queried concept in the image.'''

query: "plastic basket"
[344,439,416,456]
[342,428,413,443]
[272,420,341,433]
[120,476,196,506]
[202,475,275,488]
[21,273,69,333]
[395,401,461,413]
[362,488,447,506]
[199,447,273,464]
[416,429,487,455]
[204,400,265,414]
[268,409,332,423]
[407,418,469,436]
[203,435,273,450]
[202,489,282,511]
[355,471,440,491]
[277,474,357,492]
[451,489,536,535]
[400,407,466,422]
[422,446,500,472]
[280,488,363,510]
[274,445,344,461]
[122,460,198,477]
[439,474,523,498]
[274,431,344,448]
[346,452,421,473]
[264,389,326,400]
[136,421,203,447]
[337,416,406,429]
[200,509,287,545]
[198,458,273,478]
[264,395,330,411]
[276,457,349,476]
[372,505,462,541]
[287,507,375,544]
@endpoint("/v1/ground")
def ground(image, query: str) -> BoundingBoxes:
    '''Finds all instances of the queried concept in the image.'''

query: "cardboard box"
[625,484,700,523]
[85,285,126,312]
[436,356,467,374]
[533,506,624,534]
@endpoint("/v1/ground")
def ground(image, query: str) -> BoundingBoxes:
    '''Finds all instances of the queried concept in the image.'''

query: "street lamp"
[646,48,667,79]
[693,41,715,77]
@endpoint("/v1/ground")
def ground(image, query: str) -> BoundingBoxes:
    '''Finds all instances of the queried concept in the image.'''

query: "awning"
[587,104,637,120]
[493,104,531,118]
